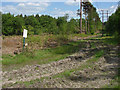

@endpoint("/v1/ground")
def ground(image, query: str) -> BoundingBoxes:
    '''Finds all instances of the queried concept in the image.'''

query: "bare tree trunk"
[87,17,90,33]
[85,9,87,34]
[95,18,97,32]
[80,0,82,33]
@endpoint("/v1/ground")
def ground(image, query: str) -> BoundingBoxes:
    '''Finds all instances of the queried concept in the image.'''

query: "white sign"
[23,29,28,38]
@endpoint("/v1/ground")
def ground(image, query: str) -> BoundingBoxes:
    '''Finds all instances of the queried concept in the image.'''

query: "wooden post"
[23,29,28,51]
[23,37,25,51]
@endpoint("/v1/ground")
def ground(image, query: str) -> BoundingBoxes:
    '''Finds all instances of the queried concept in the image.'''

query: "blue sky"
[1,0,119,21]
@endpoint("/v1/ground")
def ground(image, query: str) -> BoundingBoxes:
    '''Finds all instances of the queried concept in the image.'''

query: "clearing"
[2,35,120,88]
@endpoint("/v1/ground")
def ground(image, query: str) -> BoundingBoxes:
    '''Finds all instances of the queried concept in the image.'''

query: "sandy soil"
[2,39,119,88]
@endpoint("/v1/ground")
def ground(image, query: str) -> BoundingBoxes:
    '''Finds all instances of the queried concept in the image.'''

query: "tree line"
[78,1,102,34]
[105,7,120,39]
[2,1,102,36]
[2,13,79,36]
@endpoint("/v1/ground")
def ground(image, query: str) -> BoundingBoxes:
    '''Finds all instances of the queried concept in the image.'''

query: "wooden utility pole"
[101,10,104,36]
[85,8,87,34]
[80,0,82,33]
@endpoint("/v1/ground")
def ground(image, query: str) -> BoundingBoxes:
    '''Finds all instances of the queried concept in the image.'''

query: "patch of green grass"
[95,50,104,58]
[102,68,120,89]
[52,41,82,54]
[103,37,120,45]
[91,43,96,49]
[23,80,35,87]
[90,36,119,46]
[26,35,49,47]
[53,69,75,79]
[2,40,85,70]
[53,50,104,79]
[69,33,92,38]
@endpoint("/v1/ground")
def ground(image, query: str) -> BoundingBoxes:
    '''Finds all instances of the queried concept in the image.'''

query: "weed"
[95,50,104,58]
[91,43,96,49]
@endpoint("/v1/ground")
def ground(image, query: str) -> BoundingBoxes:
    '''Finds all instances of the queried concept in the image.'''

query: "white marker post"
[23,29,28,51]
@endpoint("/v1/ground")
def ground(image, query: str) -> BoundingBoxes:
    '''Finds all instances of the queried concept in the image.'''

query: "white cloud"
[111,6,115,9]
[2,0,119,2]
[64,0,93,6]
[18,2,49,7]
[2,2,49,15]
[18,3,25,6]
[97,5,118,13]
[54,8,61,11]
[65,0,79,6]
[109,5,118,14]
[2,0,51,2]
[0,3,2,12]
[50,9,77,19]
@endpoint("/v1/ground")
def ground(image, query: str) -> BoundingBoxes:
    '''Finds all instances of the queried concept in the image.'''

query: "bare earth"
[2,39,119,88]
[2,35,101,55]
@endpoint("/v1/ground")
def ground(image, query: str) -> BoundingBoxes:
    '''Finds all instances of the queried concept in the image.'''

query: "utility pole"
[118,1,120,8]
[99,9,110,36]
[101,10,105,36]
[85,8,87,34]
[80,0,82,33]
[76,0,83,33]
[107,10,109,21]
[101,10,104,34]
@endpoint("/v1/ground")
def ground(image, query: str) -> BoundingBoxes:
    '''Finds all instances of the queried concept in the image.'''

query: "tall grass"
[2,40,84,70]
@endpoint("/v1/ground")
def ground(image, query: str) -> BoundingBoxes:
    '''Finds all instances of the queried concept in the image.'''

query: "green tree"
[38,15,58,34]
[105,7,120,38]
[2,13,14,35]
[25,15,39,27]
[82,1,102,34]
[13,16,25,35]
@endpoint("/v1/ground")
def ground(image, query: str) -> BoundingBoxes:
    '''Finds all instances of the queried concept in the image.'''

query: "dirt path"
[2,39,119,88]
[2,48,94,85]
[23,57,118,88]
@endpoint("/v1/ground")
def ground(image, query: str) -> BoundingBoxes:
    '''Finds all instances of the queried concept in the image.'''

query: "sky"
[0,0,119,21]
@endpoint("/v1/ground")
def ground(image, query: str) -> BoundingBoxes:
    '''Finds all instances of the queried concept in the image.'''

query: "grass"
[103,37,120,45]
[3,34,120,88]
[91,43,96,49]
[50,50,104,79]
[26,34,69,50]
[2,40,85,71]
[90,36,119,45]
[4,50,104,88]
[2,33,96,71]
[47,50,105,79]
[103,68,120,89]
[95,50,104,57]
[69,33,92,37]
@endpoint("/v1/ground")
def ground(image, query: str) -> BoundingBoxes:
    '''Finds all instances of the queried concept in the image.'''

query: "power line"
[99,9,110,36]
[119,1,120,7]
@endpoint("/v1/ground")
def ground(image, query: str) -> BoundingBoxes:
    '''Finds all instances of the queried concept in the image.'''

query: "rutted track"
[2,39,120,88]
[2,48,94,85]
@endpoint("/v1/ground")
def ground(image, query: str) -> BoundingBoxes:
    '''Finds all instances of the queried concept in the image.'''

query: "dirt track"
[2,39,119,88]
